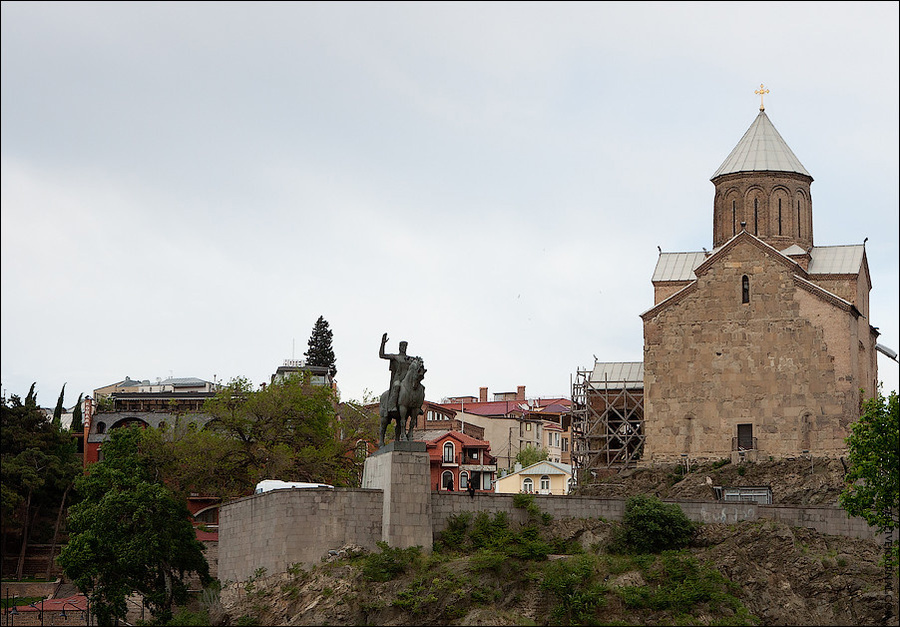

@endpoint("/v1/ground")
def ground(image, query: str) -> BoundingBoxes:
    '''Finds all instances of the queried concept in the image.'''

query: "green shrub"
[541,555,608,624]
[361,541,421,581]
[436,512,472,551]
[611,494,696,554]
[616,551,754,623]
[166,607,210,626]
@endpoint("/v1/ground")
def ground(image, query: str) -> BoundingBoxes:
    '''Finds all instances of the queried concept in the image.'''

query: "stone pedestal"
[362,441,432,550]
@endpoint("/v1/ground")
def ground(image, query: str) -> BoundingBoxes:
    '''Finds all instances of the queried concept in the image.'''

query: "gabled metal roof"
[652,251,707,282]
[653,243,865,281]
[711,111,810,179]
[508,461,573,477]
[589,362,644,388]
[807,244,865,275]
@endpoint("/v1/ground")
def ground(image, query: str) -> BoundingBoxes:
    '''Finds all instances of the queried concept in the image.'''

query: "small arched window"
[443,442,455,463]
[442,470,454,490]
[540,475,551,492]
[459,471,469,489]
[95,421,107,435]
[522,477,534,493]
[742,275,750,304]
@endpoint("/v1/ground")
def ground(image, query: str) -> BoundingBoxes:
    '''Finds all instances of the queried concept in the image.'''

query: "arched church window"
[797,199,801,238]
[742,275,750,304]
[778,198,782,235]
[732,200,736,236]
[754,199,759,235]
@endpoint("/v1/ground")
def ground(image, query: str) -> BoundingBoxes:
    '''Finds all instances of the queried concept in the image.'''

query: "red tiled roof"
[416,429,490,448]
[14,594,87,612]
[439,397,570,417]
[195,528,219,542]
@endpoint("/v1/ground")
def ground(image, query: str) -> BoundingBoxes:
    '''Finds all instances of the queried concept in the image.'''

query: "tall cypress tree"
[70,393,84,433]
[52,383,66,429]
[304,315,337,377]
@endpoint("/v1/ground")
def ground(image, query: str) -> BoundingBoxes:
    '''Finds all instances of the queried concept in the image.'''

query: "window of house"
[443,442,455,463]
[483,474,492,490]
[95,421,106,434]
[522,478,534,493]
[540,475,550,492]
[525,423,532,431]
[442,470,454,490]
[459,471,469,489]
[193,507,219,526]
[562,437,568,452]
[742,275,750,304]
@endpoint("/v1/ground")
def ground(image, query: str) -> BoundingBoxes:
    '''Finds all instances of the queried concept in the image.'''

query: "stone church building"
[640,104,879,463]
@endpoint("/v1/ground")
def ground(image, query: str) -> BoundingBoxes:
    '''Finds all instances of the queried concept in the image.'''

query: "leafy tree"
[70,393,84,432]
[304,315,337,377]
[516,443,549,469]
[202,375,354,489]
[52,383,66,429]
[337,393,382,486]
[840,390,899,571]
[58,426,210,625]
[1,386,79,579]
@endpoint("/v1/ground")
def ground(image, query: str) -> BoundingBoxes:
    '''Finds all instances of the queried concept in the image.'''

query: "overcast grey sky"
[2,1,898,408]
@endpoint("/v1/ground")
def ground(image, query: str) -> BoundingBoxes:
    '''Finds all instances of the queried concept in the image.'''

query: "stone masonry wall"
[218,488,382,584]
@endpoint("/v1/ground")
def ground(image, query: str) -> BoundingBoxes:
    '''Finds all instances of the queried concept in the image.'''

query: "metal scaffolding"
[571,367,645,485]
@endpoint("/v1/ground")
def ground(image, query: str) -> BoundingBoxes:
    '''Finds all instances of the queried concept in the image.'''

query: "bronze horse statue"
[379,356,426,447]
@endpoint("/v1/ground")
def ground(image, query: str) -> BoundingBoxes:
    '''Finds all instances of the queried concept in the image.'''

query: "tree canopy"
[839,390,899,571]
[304,315,337,377]
[516,443,549,469]
[1,385,80,579]
[58,426,210,625]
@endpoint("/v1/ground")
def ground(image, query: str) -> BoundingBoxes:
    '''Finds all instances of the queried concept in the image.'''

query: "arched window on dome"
[742,275,750,304]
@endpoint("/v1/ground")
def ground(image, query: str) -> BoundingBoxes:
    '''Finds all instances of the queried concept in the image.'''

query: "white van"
[254,479,334,494]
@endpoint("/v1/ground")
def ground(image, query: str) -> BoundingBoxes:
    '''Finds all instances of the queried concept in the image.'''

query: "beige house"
[641,106,879,464]
[494,461,573,496]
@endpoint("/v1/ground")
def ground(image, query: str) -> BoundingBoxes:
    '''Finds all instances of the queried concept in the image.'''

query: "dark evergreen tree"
[70,393,84,432]
[304,315,337,377]
[52,383,66,428]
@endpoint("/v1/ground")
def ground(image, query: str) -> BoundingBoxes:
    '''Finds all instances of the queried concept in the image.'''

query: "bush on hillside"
[610,494,696,554]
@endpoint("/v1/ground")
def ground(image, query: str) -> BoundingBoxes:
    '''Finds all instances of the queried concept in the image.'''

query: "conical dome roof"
[711,111,810,180]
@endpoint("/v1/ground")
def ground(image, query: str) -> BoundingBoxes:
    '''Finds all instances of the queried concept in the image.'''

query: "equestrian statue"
[378,333,426,447]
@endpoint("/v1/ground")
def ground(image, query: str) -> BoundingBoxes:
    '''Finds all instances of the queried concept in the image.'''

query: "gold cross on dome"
[755,83,770,111]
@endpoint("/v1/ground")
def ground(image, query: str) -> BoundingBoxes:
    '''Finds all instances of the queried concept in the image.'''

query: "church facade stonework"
[641,107,879,463]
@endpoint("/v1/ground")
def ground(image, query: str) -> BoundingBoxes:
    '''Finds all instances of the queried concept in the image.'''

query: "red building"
[414,429,497,492]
